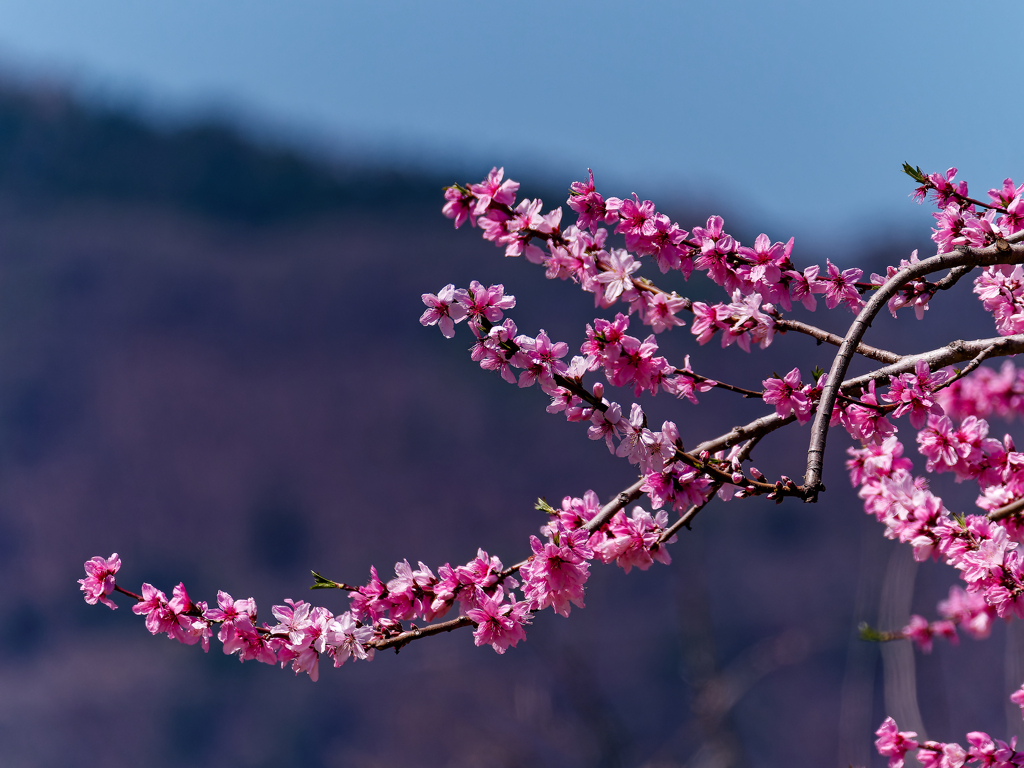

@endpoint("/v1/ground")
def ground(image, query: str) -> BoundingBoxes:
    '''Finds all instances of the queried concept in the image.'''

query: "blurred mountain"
[0,79,448,220]
[0,79,1011,768]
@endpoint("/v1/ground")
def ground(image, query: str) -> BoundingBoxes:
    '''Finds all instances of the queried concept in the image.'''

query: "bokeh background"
[0,2,1022,766]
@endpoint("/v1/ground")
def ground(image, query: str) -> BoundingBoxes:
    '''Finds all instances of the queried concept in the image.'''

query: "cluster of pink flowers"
[423,282,728,508]
[912,169,1023,254]
[876,714,1024,768]
[843,356,1024,739]
[849,430,1024,616]
[975,265,1024,336]
[80,483,684,671]
[938,362,1024,422]
[910,168,1024,334]
[589,507,675,573]
[421,278,798,514]
[443,168,900,358]
[833,360,948,445]
[81,563,377,681]
[894,586,997,654]
[350,550,532,654]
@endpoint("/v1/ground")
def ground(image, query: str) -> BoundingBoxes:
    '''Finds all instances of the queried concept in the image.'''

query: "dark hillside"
[0,82,445,220]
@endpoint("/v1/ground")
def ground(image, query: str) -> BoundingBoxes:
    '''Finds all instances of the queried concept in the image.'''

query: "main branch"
[803,235,1024,501]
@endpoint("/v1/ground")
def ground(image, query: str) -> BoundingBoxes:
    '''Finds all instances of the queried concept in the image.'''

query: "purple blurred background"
[0,4,1022,766]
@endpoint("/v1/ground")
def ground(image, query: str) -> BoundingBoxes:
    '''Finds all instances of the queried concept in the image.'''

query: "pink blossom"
[588,401,623,452]
[469,167,519,215]
[420,284,468,338]
[226,628,280,665]
[132,583,174,635]
[723,290,775,352]
[916,740,967,768]
[615,402,656,467]
[841,380,895,443]
[384,559,438,621]
[664,356,716,405]
[568,169,617,231]
[270,598,314,647]
[206,590,258,645]
[737,233,786,285]
[581,312,630,370]
[457,281,516,325]
[442,186,475,228]
[79,553,121,610]
[501,198,545,257]
[932,202,972,253]
[647,215,692,274]
[692,216,741,290]
[812,259,864,312]
[762,368,812,424]
[595,249,640,303]
[785,264,819,311]
[514,330,569,393]
[974,265,1024,336]
[326,612,375,666]
[1011,683,1024,719]
[551,490,603,531]
[917,415,965,471]
[520,530,592,617]
[465,588,531,654]
[874,717,919,768]
[639,291,688,333]
[614,194,659,251]
[937,586,994,640]
[689,301,729,346]
[605,333,667,394]
[926,167,968,208]
[167,583,211,649]
[349,566,389,622]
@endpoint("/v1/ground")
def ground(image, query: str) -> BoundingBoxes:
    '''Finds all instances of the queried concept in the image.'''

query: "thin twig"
[659,436,764,541]
[774,318,900,364]
[368,616,474,652]
[932,343,1000,394]
[676,369,763,398]
[114,584,143,601]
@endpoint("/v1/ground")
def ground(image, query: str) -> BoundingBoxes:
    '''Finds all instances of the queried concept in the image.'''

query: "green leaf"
[310,570,342,590]
[858,621,884,642]
[535,497,556,515]
[902,162,926,184]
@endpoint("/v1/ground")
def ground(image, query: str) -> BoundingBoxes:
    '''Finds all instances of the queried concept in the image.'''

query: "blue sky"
[0,0,1020,242]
